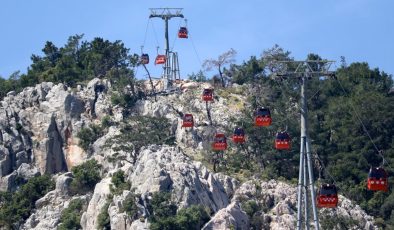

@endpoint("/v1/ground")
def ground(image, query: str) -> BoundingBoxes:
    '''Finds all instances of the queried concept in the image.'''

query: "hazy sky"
[1,0,393,79]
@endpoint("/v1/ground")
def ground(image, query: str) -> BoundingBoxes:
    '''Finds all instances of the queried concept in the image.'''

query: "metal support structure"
[300,76,318,229]
[276,60,335,230]
[303,140,309,230]
[296,136,304,230]
[149,8,184,90]
[171,52,181,81]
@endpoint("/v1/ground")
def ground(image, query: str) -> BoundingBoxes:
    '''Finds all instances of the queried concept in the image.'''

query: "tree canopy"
[0,34,138,100]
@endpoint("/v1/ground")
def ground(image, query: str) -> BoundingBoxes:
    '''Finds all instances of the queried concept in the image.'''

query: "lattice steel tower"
[276,60,335,230]
[149,8,183,91]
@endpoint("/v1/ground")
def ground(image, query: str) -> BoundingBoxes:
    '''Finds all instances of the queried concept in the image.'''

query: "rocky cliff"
[0,79,377,229]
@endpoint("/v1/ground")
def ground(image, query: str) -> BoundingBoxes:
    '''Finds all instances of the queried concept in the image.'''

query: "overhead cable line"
[189,31,202,67]
[143,19,151,47]
[151,20,161,48]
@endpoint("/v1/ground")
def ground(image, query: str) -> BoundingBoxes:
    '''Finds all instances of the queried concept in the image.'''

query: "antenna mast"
[275,60,335,230]
[149,8,184,91]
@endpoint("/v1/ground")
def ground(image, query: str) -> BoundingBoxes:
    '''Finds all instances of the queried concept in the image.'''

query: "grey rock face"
[0,146,12,177]
[108,190,150,230]
[215,173,240,199]
[80,144,237,230]
[129,145,230,213]
[16,163,40,180]
[44,115,67,174]
[55,172,73,195]
[81,177,112,230]
[23,192,91,230]
[16,151,29,168]
[0,78,114,190]
[203,201,249,230]
[0,172,16,191]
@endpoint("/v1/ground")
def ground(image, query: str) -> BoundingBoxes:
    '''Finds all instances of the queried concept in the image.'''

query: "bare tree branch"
[203,48,237,87]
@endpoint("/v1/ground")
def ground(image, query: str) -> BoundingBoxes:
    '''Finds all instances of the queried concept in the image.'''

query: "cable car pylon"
[149,8,184,91]
[275,60,335,230]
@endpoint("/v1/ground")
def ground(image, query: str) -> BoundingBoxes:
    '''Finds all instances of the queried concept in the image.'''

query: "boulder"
[202,201,249,230]
[23,193,91,230]
[55,172,73,195]
[16,163,40,180]
[81,177,112,229]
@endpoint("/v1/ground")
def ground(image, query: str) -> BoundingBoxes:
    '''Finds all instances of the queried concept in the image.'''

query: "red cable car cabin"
[202,88,214,102]
[182,114,194,128]
[367,167,388,192]
[140,54,149,65]
[155,55,166,65]
[254,107,272,127]
[232,127,245,144]
[178,27,188,39]
[212,133,227,151]
[275,131,291,150]
[317,184,339,208]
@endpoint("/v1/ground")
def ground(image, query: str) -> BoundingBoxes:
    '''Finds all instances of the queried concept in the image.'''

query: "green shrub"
[77,124,104,151]
[174,205,210,230]
[110,92,137,108]
[242,200,260,217]
[122,194,139,219]
[97,201,111,230]
[187,70,207,82]
[320,213,358,229]
[0,175,54,228]
[58,198,85,230]
[15,122,24,132]
[148,192,210,230]
[106,116,175,164]
[217,89,230,99]
[110,92,124,106]
[148,192,177,221]
[70,159,101,195]
[101,115,113,128]
[110,170,131,195]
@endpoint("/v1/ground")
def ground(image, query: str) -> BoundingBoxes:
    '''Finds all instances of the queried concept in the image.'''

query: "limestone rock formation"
[232,180,377,230]
[128,145,230,212]
[202,201,249,230]
[0,78,113,191]
[81,178,112,229]
[22,173,90,230]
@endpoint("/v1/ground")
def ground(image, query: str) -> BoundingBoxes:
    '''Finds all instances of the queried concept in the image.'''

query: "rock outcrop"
[231,180,377,230]
[0,78,114,191]
[129,145,230,212]
[80,145,234,229]
[81,178,112,229]
[22,173,90,230]
[203,201,249,230]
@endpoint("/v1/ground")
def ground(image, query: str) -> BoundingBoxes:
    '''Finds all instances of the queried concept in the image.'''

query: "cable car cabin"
[212,133,227,151]
[182,114,194,128]
[254,107,272,127]
[140,54,149,65]
[232,127,246,144]
[202,88,214,102]
[178,27,188,39]
[317,184,338,208]
[275,131,291,150]
[155,55,166,65]
[367,167,389,192]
